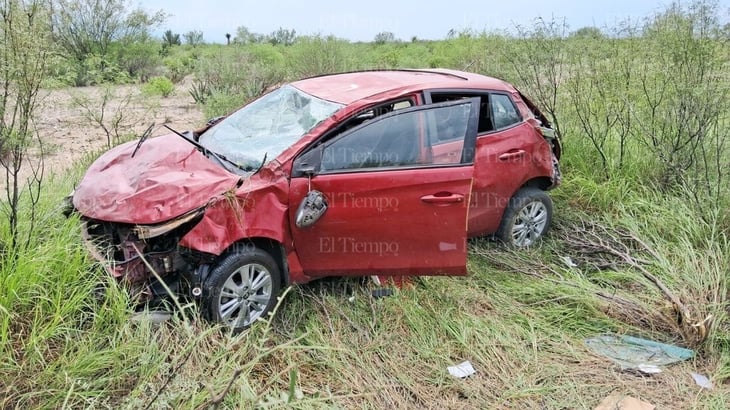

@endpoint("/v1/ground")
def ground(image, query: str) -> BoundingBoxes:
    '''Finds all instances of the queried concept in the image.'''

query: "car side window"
[320,102,474,172]
[333,99,414,136]
[491,94,522,129]
[430,93,493,134]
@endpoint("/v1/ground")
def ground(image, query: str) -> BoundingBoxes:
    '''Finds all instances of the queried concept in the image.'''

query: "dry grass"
[2,193,729,408]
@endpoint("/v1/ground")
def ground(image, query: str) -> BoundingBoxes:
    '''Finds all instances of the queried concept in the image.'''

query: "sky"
[139,0,730,43]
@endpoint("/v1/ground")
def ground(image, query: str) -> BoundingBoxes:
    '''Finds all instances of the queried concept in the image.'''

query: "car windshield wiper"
[253,152,267,175]
[163,124,251,173]
[131,123,155,158]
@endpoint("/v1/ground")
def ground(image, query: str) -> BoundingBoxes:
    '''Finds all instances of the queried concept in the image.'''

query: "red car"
[70,69,561,331]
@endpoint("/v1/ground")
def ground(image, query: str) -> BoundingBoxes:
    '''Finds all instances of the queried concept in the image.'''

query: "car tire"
[496,187,553,247]
[203,246,281,332]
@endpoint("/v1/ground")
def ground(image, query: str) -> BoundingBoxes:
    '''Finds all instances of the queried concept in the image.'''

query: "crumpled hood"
[73,134,242,224]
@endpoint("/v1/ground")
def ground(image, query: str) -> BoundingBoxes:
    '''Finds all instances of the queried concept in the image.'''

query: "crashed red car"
[69,69,561,331]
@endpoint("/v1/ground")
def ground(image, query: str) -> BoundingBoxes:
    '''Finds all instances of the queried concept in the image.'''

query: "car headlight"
[62,190,76,218]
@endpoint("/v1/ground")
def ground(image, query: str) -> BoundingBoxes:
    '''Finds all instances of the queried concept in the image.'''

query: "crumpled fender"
[179,166,290,256]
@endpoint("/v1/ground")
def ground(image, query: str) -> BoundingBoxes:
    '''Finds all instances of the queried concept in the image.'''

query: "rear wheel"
[203,247,281,331]
[496,188,553,247]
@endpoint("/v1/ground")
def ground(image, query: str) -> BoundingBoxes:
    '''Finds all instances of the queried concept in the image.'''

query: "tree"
[52,0,165,84]
[52,0,165,60]
[162,29,180,46]
[571,26,604,39]
[0,0,54,252]
[225,32,230,45]
[373,31,395,44]
[506,18,569,141]
[183,30,203,46]
[267,27,296,46]
[233,25,260,44]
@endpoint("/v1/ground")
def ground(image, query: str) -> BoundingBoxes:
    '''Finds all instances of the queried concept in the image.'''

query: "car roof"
[290,69,516,105]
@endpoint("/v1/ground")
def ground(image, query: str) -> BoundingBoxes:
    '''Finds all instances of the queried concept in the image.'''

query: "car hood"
[73,133,242,224]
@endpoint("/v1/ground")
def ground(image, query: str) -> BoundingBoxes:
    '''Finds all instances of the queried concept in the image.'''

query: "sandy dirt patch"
[5,80,205,191]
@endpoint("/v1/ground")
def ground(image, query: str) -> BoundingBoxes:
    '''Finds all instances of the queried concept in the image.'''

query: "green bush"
[191,45,287,116]
[162,56,192,84]
[110,39,162,82]
[142,76,175,97]
[202,91,247,118]
[285,35,352,77]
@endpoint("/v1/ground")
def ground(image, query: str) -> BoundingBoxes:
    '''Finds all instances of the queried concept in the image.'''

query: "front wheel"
[203,247,281,331]
[496,188,553,247]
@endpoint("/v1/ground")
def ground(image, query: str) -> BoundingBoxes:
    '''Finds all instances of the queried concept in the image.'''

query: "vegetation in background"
[1,0,729,408]
[142,76,175,98]
[0,0,54,252]
[51,0,165,85]
[183,29,204,47]
[71,86,146,148]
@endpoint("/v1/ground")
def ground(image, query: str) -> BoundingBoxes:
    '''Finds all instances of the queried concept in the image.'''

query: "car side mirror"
[298,164,316,176]
[292,145,323,178]
[295,190,328,228]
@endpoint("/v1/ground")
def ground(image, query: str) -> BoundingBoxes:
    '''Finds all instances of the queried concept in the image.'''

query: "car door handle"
[498,150,526,161]
[420,193,464,204]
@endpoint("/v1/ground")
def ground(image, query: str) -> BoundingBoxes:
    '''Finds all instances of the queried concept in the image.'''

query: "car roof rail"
[300,68,470,82]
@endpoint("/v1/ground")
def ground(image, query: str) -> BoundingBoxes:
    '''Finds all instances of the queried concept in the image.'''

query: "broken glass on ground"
[690,372,713,390]
[585,335,694,373]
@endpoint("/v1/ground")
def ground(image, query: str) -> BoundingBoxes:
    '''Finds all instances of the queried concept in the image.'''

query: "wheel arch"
[480,177,552,237]
[222,237,289,287]
[496,185,553,247]
[521,176,553,191]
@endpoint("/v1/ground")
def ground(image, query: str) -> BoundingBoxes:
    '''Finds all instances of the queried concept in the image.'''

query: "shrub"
[285,35,352,77]
[191,46,287,115]
[202,91,247,118]
[142,76,175,97]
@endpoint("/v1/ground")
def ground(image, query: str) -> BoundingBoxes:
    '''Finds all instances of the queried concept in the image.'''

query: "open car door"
[289,99,479,278]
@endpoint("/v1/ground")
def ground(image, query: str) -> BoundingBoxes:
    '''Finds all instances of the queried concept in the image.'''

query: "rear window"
[491,94,521,129]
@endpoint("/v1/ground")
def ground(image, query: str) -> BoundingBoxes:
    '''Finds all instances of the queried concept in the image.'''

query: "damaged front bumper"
[78,207,209,302]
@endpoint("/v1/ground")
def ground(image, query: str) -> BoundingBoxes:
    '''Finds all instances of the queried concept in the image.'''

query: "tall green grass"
[1,165,728,408]
[1,1,729,407]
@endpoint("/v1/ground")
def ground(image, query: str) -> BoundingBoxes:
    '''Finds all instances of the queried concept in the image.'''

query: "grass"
[1,2,728,404]
[0,165,728,408]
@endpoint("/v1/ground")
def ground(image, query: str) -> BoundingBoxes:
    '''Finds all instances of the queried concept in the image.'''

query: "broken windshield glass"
[198,85,343,169]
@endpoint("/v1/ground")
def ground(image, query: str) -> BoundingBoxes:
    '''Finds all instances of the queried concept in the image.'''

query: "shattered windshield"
[199,85,343,169]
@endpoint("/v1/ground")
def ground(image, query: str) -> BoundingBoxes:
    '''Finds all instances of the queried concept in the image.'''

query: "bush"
[191,45,287,115]
[142,76,175,97]
[111,39,162,82]
[163,55,192,84]
[202,91,247,118]
[285,35,352,77]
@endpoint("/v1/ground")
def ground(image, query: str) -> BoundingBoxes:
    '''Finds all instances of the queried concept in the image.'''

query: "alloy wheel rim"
[511,201,548,247]
[217,263,273,328]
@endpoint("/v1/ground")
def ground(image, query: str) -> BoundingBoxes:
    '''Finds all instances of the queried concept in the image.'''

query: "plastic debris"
[585,335,694,373]
[130,311,172,324]
[448,361,476,378]
[561,255,578,268]
[690,372,713,390]
[636,364,662,374]
[594,393,655,410]
[371,288,393,298]
[372,275,412,288]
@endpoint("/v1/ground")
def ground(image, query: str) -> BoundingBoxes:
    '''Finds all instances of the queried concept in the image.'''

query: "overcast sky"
[140,0,729,42]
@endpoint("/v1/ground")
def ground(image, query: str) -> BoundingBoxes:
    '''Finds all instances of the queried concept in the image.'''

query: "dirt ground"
[26,80,204,185]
